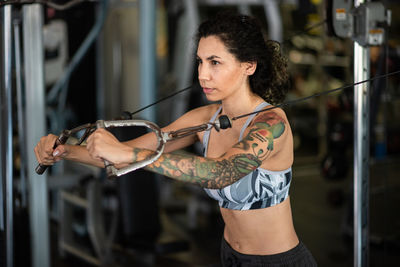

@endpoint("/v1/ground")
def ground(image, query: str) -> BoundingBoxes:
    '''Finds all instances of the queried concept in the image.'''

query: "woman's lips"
[202,87,214,94]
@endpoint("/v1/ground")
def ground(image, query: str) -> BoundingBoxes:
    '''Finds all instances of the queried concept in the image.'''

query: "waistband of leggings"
[222,237,310,265]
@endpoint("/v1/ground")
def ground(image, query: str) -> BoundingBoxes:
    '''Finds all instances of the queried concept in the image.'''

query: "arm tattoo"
[133,148,261,189]
[234,111,285,159]
[132,111,286,189]
[152,153,261,189]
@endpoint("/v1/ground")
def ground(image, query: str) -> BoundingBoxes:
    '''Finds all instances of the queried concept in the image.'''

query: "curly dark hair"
[196,12,289,105]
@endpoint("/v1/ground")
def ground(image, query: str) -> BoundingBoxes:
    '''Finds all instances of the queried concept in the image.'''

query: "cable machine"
[330,0,391,266]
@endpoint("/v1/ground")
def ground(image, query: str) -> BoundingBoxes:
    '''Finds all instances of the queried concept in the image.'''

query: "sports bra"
[203,102,292,210]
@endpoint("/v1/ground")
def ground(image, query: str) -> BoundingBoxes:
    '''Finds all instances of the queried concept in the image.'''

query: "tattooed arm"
[137,149,261,189]
[134,111,287,189]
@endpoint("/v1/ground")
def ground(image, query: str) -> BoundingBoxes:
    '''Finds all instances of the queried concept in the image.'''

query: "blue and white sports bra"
[203,102,292,210]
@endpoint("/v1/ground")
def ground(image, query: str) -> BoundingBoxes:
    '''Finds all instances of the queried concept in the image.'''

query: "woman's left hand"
[86,128,133,167]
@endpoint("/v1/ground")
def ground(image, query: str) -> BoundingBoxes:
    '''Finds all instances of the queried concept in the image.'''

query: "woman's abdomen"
[220,197,299,255]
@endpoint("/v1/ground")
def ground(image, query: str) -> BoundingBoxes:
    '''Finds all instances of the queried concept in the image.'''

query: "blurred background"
[1,0,400,266]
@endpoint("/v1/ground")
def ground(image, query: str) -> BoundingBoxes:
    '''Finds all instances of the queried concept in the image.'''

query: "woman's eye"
[211,60,220,65]
[196,58,202,64]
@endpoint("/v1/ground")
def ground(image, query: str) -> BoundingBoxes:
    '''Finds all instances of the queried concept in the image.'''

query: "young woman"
[35,13,317,267]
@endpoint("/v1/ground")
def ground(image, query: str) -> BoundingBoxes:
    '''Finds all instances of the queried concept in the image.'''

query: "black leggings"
[221,238,317,267]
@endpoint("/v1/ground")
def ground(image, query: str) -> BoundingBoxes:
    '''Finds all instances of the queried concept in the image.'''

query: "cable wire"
[231,69,400,121]
[128,85,193,117]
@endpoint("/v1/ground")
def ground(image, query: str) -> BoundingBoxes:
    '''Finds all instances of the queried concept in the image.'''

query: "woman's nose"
[198,64,210,81]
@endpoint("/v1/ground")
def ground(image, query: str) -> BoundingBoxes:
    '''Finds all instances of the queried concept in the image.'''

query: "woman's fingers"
[34,144,53,165]
[34,134,63,165]
[53,145,67,162]
[86,129,106,160]
[86,129,132,165]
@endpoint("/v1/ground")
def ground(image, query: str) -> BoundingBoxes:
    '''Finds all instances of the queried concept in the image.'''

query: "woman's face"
[197,36,254,102]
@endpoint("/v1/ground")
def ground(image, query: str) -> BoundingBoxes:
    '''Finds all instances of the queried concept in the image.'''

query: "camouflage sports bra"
[203,102,292,210]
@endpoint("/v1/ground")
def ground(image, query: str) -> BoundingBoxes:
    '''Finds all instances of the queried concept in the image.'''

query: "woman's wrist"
[131,147,156,163]
[62,144,77,161]
[108,145,137,169]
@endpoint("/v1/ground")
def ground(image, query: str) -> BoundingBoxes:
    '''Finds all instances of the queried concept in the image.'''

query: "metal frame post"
[170,0,200,121]
[1,5,14,267]
[14,17,28,208]
[353,0,370,266]
[263,0,283,42]
[139,0,156,121]
[23,5,50,267]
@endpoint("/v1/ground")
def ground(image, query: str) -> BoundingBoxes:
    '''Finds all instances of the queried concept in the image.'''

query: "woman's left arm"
[135,111,289,189]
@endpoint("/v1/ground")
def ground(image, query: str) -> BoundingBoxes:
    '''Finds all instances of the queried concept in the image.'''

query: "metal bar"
[171,0,200,121]
[139,0,156,121]
[22,4,50,267]
[263,0,282,42]
[0,41,3,267]
[0,87,3,265]
[14,18,28,208]
[60,191,88,208]
[96,11,105,120]
[1,5,13,267]
[353,1,370,267]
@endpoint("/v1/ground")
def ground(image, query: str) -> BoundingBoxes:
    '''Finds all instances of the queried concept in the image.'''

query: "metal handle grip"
[35,130,70,175]
[104,159,117,179]
[96,119,166,179]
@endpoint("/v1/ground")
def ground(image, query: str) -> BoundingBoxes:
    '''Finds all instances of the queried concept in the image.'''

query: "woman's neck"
[221,92,264,118]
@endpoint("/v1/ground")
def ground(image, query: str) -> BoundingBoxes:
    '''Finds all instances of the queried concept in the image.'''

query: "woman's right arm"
[34,104,217,169]
[34,134,105,168]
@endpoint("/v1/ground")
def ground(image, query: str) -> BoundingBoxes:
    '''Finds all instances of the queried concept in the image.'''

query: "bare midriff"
[220,197,299,255]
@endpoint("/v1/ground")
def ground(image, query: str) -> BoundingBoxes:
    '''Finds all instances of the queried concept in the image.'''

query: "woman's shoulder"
[163,103,221,131]
[254,105,289,123]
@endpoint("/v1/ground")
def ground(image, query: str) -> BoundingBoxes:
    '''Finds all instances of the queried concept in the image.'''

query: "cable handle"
[95,119,166,179]
[35,129,71,174]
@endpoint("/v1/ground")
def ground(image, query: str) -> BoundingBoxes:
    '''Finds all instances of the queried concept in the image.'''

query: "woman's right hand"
[34,134,68,166]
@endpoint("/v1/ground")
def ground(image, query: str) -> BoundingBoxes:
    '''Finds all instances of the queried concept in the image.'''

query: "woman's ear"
[244,61,257,75]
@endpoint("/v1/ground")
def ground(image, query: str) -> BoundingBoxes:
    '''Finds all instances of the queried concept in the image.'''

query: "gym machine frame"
[331,1,391,266]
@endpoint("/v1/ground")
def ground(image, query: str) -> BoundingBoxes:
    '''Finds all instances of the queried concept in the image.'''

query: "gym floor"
[48,152,400,267]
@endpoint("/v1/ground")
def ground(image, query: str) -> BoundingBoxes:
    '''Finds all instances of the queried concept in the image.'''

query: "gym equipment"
[36,115,232,178]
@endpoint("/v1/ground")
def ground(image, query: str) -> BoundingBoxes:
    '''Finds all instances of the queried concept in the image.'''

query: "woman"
[35,13,317,267]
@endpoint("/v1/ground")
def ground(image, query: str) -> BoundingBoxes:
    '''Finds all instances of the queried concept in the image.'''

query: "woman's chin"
[204,93,221,102]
